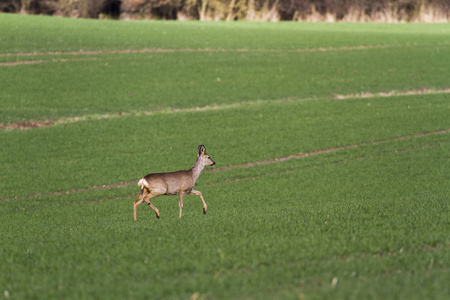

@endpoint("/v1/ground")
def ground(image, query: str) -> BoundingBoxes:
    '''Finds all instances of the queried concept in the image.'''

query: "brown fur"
[133,145,215,221]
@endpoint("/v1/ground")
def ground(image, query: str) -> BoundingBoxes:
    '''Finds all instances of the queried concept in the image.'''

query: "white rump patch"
[138,177,148,190]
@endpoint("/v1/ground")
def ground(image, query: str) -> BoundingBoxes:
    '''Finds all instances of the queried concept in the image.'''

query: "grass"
[1,93,448,198]
[2,42,450,123]
[1,14,449,299]
[1,14,450,54]
[2,134,449,299]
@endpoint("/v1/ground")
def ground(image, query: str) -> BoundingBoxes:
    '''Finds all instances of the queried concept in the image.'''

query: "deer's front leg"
[178,192,185,218]
[189,189,207,214]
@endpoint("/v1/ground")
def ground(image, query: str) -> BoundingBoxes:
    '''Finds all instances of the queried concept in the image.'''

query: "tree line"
[1,0,449,22]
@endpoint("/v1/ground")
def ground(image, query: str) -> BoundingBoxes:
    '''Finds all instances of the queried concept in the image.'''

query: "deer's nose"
[212,161,215,166]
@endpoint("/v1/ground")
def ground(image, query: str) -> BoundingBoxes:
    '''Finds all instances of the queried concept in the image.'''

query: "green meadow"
[0,13,449,299]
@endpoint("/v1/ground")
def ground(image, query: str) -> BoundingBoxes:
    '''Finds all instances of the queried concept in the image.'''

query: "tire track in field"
[1,128,448,202]
[205,143,441,187]
[2,87,450,130]
[0,57,102,66]
[6,42,450,66]
[207,139,444,174]
[0,44,396,67]
[79,142,443,204]
[0,44,397,60]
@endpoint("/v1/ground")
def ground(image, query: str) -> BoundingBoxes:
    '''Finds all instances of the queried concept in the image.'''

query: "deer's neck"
[191,158,204,183]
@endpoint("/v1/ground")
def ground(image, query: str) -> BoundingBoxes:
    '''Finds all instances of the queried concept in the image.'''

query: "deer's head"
[198,145,215,166]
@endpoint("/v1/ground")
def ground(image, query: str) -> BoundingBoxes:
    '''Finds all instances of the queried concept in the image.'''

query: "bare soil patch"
[0,57,100,66]
[0,121,53,130]
[335,88,450,100]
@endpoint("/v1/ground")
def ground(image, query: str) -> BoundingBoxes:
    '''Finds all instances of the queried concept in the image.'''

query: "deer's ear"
[198,145,206,155]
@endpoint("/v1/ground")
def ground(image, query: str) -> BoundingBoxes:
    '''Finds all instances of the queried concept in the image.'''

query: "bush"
[1,0,449,22]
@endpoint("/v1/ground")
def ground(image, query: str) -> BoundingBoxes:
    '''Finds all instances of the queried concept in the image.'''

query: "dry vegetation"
[1,0,449,22]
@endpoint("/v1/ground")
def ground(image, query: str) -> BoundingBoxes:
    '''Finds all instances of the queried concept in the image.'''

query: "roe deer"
[134,145,215,221]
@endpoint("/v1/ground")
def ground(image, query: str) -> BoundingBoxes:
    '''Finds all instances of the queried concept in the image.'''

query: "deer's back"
[144,170,194,195]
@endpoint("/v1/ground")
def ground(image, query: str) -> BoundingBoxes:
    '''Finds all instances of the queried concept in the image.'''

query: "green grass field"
[1,13,449,299]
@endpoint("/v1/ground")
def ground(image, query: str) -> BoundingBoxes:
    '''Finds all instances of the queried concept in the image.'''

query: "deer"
[133,145,215,221]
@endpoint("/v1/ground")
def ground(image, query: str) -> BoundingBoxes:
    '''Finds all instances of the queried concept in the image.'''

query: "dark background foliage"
[1,0,449,21]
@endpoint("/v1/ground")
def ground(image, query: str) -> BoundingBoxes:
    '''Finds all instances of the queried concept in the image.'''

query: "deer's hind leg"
[189,189,207,214]
[133,188,146,221]
[143,192,160,219]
